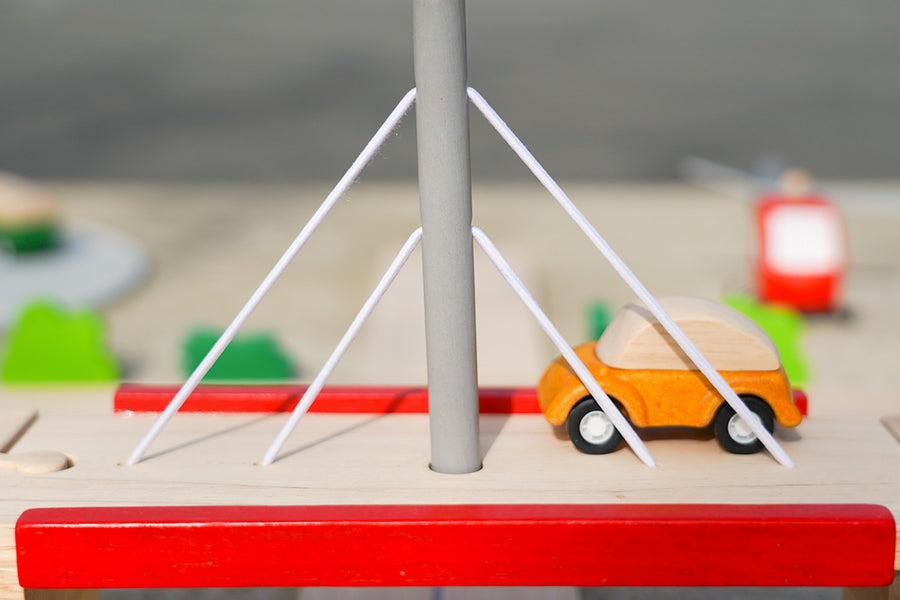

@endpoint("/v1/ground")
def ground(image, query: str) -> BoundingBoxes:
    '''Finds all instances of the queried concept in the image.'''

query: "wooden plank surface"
[0,411,37,454]
[1,410,898,592]
[883,415,900,444]
[3,413,897,512]
[15,504,895,588]
[49,182,900,404]
[2,182,899,597]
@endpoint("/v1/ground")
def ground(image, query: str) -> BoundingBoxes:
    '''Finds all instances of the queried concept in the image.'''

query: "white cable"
[472,227,655,467]
[260,228,423,466]
[125,89,418,467]
[468,87,794,467]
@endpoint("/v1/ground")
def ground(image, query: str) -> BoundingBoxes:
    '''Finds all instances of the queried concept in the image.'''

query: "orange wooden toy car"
[537,297,802,454]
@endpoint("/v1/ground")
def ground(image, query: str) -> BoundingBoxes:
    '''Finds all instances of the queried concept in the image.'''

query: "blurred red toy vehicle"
[756,169,847,313]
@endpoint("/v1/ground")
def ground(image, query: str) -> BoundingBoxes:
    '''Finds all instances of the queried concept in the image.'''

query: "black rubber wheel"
[713,395,775,454]
[566,397,624,454]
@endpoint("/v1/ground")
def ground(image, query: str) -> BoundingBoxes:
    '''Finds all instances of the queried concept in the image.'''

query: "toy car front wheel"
[714,395,775,454]
[566,397,624,454]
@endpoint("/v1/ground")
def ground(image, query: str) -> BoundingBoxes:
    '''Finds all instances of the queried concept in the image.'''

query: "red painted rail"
[16,504,894,588]
[114,384,807,416]
[115,383,541,414]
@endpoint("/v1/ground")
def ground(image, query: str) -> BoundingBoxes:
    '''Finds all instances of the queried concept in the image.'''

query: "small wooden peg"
[0,450,70,474]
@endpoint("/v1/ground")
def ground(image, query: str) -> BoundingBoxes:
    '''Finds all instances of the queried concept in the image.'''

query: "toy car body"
[537,297,802,454]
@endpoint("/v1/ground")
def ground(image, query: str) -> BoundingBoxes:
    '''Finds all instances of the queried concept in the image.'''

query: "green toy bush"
[0,300,119,382]
[181,328,295,382]
[722,293,810,387]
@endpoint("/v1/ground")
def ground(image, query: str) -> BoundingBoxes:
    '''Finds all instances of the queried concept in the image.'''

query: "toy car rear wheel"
[566,397,624,454]
[714,395,775,454]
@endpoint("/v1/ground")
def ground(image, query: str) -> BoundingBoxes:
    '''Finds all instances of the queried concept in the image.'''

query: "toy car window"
[765,205,844,274]
[596,298,781,371]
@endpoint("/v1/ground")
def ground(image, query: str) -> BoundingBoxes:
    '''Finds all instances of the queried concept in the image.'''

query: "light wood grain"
[1,410,898,586]
[354,244,545,386]
[0,526,18,600]
[2,182,899,597]
[0,410,37,453]
[882,416,900,444]
[27,182,896,405]
[3,413,896,513]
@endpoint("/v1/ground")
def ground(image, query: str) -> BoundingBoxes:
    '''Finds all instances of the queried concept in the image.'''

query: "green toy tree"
[0,301,119,382]
[586,300,614,340]
[722,293,810,387]
[181,328,295,382]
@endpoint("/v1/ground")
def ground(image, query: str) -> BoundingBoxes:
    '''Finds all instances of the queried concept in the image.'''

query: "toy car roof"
[595,296,781,371]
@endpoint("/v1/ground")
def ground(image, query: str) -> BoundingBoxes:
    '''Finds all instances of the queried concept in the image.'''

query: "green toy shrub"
[722,293,810,386]
[182,328,295,382]
[1,300,119,382]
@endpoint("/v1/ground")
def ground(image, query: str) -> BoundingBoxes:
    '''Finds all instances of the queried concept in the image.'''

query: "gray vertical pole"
[413,0,481,473]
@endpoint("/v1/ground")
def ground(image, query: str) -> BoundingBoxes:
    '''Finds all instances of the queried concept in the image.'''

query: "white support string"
[125,89,418,467]
[260,228,423,466]
[471,227,655,468]
[468,87,794,467]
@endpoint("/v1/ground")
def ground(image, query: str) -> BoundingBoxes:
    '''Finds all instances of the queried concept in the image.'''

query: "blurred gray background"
[1,0,899,182]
